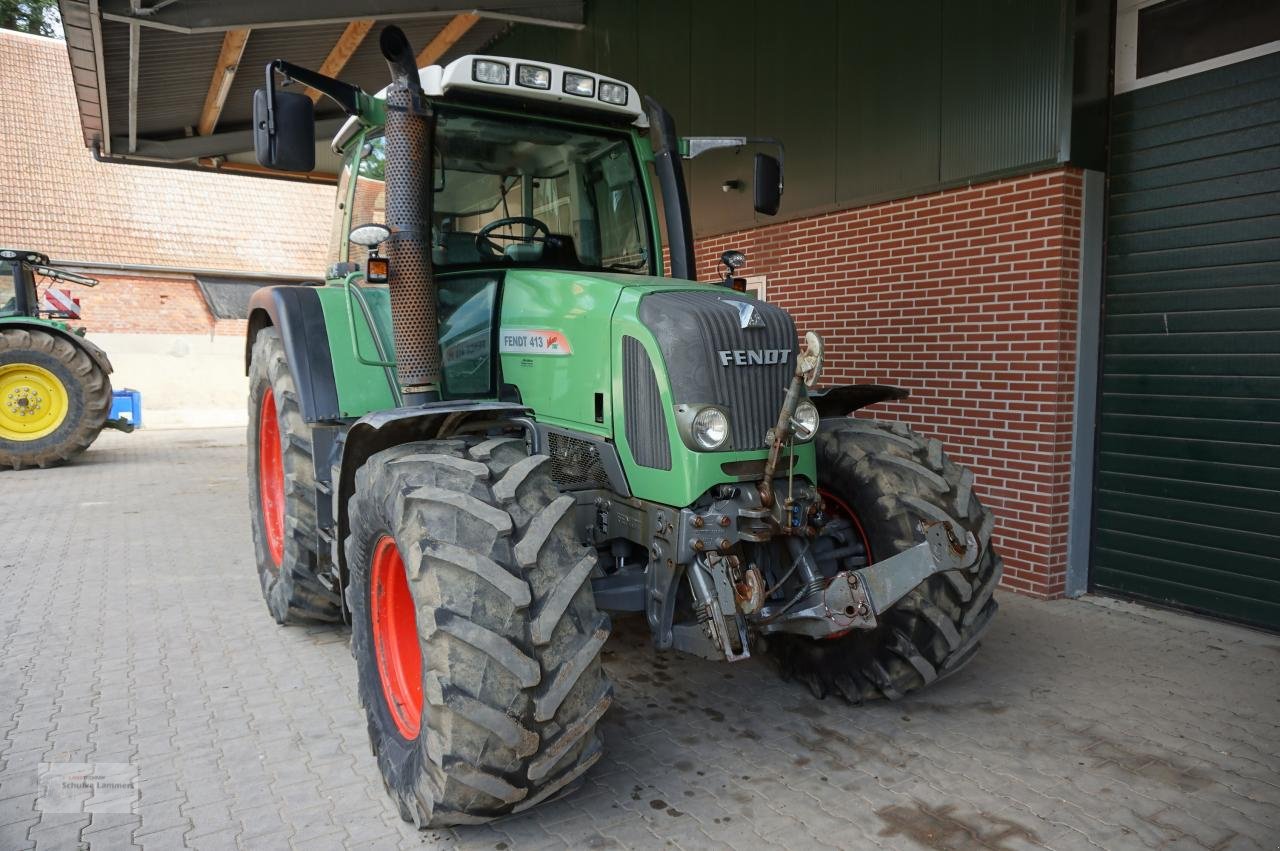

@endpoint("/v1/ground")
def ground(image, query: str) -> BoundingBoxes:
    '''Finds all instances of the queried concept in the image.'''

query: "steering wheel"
[475,216,552,258]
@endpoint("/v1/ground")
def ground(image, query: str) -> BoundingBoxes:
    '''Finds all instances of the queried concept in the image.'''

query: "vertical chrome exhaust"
[379,26,439,403]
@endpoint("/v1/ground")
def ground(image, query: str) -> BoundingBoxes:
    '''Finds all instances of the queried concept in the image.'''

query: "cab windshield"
[350,108,654,274]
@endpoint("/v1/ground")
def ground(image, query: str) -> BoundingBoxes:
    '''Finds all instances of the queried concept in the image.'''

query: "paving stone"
[3,428,1279,850]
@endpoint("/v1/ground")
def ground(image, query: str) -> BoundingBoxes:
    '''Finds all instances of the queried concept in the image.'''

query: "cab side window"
[350,135,388,267]
[327,146,357,268]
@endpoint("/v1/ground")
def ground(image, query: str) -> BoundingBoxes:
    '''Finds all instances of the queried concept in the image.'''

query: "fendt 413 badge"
[244,25,1002,827]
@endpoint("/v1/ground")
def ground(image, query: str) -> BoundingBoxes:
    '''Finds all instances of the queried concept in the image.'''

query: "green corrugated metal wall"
[1093,51,1280,629]
[492,0,1071,236]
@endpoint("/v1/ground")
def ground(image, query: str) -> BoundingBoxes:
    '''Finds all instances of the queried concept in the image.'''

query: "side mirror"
[253,87,315,172]
[753,153,782,216]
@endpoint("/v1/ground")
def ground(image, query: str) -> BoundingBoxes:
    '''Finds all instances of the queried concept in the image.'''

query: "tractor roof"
[0,250,50,265]
[333,54,645,152]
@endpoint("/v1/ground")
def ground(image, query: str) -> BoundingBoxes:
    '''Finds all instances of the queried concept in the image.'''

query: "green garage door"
[1095,51,1280,629]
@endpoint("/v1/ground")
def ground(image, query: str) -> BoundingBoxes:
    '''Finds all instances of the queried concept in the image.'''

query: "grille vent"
[546,431,612,490]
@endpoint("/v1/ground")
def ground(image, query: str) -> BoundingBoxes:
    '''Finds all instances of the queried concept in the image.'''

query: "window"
[431,108,653,273]
[1116,0,1280,92]
[328,148,357,267]
[0,263,17,317]
[438,275,498,397]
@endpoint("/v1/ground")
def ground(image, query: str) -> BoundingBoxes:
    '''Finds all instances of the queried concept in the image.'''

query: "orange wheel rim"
[257,388,285,565]
[370,535,423,739]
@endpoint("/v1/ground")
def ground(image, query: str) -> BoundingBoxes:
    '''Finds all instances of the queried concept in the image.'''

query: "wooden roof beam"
[309,19,375,102]
[196,28,251,137]
[416,13,480,67]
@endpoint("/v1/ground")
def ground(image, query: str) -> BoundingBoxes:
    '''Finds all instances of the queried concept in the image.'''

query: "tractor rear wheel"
[346,436,613,827]
[766,418,1003,702]
[0,327,111,469]
[247,328,341,623]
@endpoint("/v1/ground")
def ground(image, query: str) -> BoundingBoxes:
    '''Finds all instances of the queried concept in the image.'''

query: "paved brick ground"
[0,428,1277,850]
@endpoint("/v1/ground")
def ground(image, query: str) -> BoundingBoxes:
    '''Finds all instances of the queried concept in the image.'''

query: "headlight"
[563,72,595,97]
[692,407,729,450]
[598,81,628,105]
[792,400,819,441]
[516,64,550,89]
[473,60,510,85]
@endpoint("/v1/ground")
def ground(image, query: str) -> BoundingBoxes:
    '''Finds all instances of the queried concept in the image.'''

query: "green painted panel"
[1105,306,1280,335]
[939,0,1067,180]
[686,0,757,237]
[1095,488,1280,537]
[609,286,817,507]
[1099,432,1280,469]
[314,283,399,418]
[1096,52,1280,628]
[485,0,1072,236]
[498,269,626,437]
[836,0,941,202]
[1100,413,1280,445]
[757,0,839,216]
[1108,215,1280,255]
[1109,194,1280,237]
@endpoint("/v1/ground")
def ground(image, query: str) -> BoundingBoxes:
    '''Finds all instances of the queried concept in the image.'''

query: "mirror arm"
[683,136,785,172]
[266,60,363,119]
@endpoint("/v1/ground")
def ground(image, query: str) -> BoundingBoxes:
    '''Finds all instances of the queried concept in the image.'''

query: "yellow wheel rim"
[0,362,70,441]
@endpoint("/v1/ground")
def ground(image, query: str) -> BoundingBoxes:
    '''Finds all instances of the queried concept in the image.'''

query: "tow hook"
[756,519,980,638]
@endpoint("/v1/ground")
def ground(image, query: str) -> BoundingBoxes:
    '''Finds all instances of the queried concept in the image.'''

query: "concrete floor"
[0,428,1277,850]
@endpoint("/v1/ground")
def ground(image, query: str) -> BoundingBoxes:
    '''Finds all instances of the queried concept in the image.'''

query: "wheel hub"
[370,535,423,740]
[256,387,286,565]
[0,362,68,440]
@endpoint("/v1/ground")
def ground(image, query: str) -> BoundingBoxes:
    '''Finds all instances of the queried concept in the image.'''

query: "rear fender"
[245,286,340,422]
[333,401,533,609]
[0,318,113,376]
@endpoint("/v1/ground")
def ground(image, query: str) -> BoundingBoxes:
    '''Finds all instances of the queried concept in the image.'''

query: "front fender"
[809,384,909,418]
[0,319,113,376]
[333,401,533,600]
[245,285,340,422]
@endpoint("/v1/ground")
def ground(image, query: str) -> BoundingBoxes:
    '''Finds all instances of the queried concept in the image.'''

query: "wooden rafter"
[196,28,251,137]
[309,19,375,103]
[416,13,480,67]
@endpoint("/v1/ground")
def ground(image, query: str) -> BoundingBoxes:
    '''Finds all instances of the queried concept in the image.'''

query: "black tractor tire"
[0,327,111,470]
[767,417,1003,702]
[247,327,341,623]
[346,436,613,827]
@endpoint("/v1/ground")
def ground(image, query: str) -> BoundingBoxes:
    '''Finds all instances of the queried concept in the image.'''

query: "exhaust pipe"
[379,26,439,404]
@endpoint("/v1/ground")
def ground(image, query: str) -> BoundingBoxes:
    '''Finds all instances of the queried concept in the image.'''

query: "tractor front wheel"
[0,327,111,469]
[247,328,341,623]
[346,436,613,827]
[766,418,1003,702]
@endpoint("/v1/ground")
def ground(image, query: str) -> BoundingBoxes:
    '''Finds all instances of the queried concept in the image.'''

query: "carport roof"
[57,0,583,180]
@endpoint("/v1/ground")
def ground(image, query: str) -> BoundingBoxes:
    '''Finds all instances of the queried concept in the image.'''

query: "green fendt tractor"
[1,250,126,469]
[245,26,1002,827]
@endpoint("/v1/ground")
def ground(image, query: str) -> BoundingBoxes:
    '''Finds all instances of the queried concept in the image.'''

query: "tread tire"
[247,328,341,623]
[346,436,613,827]
[767,418,1003,702]
[0,327,111,470]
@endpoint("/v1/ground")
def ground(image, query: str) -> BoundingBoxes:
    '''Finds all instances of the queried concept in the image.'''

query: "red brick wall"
[694,168,1084,597]
[44,273,244,337]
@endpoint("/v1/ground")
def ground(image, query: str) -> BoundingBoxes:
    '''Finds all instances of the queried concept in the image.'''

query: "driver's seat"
[433,231,484,266]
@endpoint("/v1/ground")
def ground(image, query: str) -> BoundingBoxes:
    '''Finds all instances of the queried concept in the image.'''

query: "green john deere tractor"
[1,250,126,469]
[245,26,1002,827]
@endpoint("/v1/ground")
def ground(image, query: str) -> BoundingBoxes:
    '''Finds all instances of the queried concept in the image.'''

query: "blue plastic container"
[110,388,142,428]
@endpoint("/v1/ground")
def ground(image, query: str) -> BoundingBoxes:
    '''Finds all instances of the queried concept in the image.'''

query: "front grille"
[622,335,672,470]
[638,291,796,451]
[546,431,612,490]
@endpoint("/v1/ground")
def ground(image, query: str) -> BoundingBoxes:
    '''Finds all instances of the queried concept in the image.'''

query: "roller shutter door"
[1093,51,1280,628]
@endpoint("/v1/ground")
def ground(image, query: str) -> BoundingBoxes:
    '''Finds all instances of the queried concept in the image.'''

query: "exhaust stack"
[379,26,439,403]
